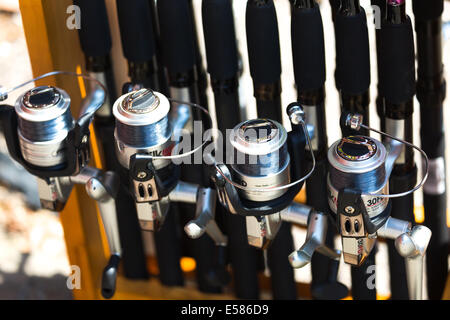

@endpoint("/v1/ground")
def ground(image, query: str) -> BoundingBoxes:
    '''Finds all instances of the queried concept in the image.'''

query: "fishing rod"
[116,0,159,90]
[73,0,148,281]
[115,0,184,288]
[378,0,417,300]
[186,0,225,292]
[188,0,209,115]
[202,0,259,299]
[412,0,448,300]
[331,0,375,299]
[148,0,170,96]
[157,0,222,293]
[371,0,387,132]
[291,0,348,300]
[246,0,297,299]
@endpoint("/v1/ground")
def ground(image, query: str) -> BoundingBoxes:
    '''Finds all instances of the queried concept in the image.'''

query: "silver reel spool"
[113,89,175,171]
[229,118,290,202]
[15,86,74,167]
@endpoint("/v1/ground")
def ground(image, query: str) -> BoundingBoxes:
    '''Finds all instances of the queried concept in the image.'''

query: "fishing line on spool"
[214,120,316,194]
[128,98,214,161]
[345,119,429,199]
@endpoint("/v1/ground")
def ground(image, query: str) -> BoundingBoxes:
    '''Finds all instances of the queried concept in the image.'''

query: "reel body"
[112,89,228,248]
[0,80,122,299]
[327,135,394,265]
[112,89,181,230]
[327,112,430,271]
[211,105,314,249]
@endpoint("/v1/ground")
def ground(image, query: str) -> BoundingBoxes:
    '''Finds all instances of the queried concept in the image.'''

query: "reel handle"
[288,211,340,268]
[83,169,122,299]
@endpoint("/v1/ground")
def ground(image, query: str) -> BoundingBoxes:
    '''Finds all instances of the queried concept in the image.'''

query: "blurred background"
[0,0,448,299]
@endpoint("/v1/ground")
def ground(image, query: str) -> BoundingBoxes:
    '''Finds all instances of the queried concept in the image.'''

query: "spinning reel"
[326,112,432,299]
[208,103,341,267]
[112,88,229,284]
[0,71,121,299]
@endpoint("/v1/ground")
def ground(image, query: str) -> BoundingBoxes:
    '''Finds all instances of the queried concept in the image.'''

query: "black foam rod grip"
[412,0,444,21]
[116,0,155,63]
[157,0,196,75]
[74,0,112,57]
[334,8,371,95]
[202,0,239,81]
[292,3,326,91]
[246,0,281,84]
[379,18,416,104]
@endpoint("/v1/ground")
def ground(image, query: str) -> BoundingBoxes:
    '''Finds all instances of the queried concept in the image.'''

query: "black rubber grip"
[424,193,449,300]
[379,18,416,104]
[246,0,281,84]
[157,0,196,74]
[412,0,444,21]
[202,0,238,81]
[74,0,112,57]
[116,0,155,63]
[334,8,371,95]
[291,4,326,91]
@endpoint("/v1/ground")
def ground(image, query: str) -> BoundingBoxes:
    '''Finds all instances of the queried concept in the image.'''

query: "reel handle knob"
[101,254,120,299]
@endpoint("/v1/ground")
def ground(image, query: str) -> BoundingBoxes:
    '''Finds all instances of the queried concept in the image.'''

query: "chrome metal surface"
[88,72,111,117]
[169,181,198,204]
[229,119,290,202]
[377,216,411,240]
[169,87,193,133]
[289,211,340,268]
[246,213,281,248]
[136,197,170,231]
[113,90,173,170]
[385,118,406,164]
[15,86,74,167]
[85,175,121,255]
[184,187,228,246]
[395,225,432,300]
[341,236,376,266]
[280,202,312,226]
[303,105,319,151]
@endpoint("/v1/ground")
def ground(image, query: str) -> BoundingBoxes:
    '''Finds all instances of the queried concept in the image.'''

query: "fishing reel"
[0,72,122,299]
[112,88,228,258]
[208,103,341,267]
[327,112,431,299]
